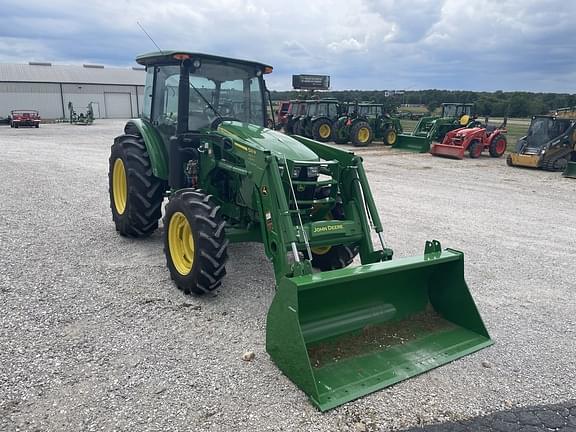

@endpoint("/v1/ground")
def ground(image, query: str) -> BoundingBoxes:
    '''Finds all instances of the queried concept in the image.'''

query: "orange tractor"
[431,120,507,159]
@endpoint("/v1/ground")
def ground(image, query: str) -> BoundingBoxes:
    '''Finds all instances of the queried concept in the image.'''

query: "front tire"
[350,121,373,147]
[163,189,228,295]
[468,140,483,158]
[309,202,359,271]
[108,134,165,237]
[384,128,397,145]
[292,120,302,136]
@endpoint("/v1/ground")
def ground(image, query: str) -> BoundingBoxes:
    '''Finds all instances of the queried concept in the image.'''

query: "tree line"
[270,89,576,118]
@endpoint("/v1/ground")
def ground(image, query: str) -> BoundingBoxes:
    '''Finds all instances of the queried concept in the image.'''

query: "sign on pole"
[292,74,330,90]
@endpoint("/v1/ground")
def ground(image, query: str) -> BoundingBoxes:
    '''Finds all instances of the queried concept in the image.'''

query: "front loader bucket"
[266,248,492,411]
[563,161,576,178]
[430,142,465,159]
[393,134,431,153]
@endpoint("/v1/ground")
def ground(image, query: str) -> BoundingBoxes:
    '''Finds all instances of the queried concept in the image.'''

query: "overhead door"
[104,92,132,118]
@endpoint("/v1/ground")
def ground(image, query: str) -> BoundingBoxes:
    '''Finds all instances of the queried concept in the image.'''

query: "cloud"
[0,0,574,92]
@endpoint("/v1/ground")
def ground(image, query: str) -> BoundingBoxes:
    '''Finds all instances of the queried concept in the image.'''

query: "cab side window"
[142,68,153,119]
[151,65,180,138]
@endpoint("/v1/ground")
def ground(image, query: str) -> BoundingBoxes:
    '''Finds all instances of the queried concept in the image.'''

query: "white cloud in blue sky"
[0,0,574,92]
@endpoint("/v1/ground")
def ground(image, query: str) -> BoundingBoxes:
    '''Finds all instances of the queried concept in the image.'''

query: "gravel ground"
[1,120,575,431]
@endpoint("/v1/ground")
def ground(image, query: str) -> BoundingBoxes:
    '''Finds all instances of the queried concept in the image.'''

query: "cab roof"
[136,51,273,72]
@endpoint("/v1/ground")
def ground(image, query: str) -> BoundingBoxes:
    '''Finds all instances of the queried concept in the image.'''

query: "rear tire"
[108,134,165,237]
[350,121,373,147]
[468,140,483,158]
[163,189,228,295]
[489,135,507,157]
[312,118,333,142]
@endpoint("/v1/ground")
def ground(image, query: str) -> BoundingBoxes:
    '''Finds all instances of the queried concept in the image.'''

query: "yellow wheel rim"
[358,127,370,143]
[168,211,195,275]
[319,124,331,139]
[386,130,397,145]
[112,158,127,215]
[460,114,471,126]
[311,245,332,255]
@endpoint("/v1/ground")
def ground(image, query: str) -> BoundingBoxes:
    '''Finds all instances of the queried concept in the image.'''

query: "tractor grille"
[286,160,339,219]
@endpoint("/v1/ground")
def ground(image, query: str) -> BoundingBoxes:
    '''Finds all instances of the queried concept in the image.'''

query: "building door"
[104,92,132,118]
[90,102,101,119]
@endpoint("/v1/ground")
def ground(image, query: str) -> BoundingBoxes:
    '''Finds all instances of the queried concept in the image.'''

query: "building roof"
[0,62,145,85]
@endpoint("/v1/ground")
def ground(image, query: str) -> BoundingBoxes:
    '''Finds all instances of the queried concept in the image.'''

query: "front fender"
[124,119,169,180]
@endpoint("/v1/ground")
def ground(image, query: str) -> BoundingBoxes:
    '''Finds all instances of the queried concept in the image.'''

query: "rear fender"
[487,131,503,145]
[123,119,169,180]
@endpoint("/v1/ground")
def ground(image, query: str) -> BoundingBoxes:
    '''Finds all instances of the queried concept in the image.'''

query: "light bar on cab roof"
[173,53,191,60]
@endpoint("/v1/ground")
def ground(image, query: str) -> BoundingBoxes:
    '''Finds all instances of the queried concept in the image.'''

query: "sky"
[0,0,574,93]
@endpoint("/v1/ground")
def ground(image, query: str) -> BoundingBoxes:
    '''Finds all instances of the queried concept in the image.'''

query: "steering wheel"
[211,116,241,130]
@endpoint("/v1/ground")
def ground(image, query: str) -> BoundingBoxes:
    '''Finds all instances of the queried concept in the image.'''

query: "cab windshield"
[156,61,265,131]
[527,117,571,148]
[442,104,472,118]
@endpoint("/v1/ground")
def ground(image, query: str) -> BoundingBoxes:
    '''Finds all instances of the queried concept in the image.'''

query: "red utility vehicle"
[10,110,41,128]
[430,122,507,159]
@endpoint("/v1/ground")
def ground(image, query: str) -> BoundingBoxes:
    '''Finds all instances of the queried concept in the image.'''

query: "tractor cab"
[136,51,272,141]
[441,103,474,125]
[357,103,385,118]
[305,99,339,118]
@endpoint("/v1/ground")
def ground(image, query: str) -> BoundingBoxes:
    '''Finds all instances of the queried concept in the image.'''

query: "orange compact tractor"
[431,120,507,159]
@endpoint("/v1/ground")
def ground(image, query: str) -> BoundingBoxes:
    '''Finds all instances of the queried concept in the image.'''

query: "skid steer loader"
[507,115,576,172]
[108,51,492,411]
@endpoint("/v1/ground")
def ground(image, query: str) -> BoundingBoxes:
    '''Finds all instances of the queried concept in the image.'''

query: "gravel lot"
[1,120,575,431]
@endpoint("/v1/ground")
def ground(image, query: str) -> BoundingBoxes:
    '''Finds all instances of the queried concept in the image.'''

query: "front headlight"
[307,166,320,177]
[292,167,302,178]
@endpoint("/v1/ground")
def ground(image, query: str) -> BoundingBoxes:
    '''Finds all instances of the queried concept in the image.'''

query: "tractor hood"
[218,121,319,162]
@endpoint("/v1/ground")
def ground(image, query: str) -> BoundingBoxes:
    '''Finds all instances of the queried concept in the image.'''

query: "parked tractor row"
[279,99,403,147]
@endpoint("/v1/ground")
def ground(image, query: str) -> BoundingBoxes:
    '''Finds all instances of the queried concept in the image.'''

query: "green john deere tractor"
[395,103,475,152]
[108,51,492,411]
[333,101,374,146]
[291,99,340,142]
[357,102,403,145]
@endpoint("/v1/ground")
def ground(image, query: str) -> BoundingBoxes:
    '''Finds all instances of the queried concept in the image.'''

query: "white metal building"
[0,62,146,119]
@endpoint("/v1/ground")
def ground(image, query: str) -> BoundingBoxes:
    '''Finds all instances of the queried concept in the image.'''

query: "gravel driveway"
[1,120,574,431]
